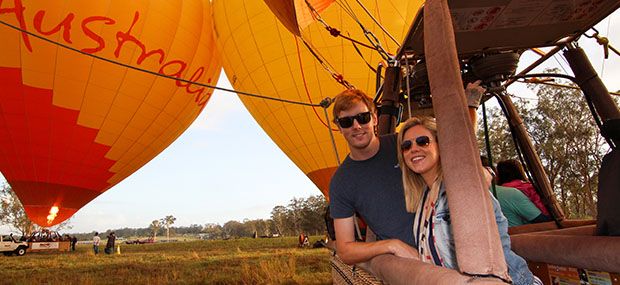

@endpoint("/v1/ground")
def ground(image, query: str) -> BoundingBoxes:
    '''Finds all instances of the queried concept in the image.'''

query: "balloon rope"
[306,0,391,61]
[294,37,340,131]
[353,0,400,46]
[404,56,412,119]
[322,104,342,166]
[0,19,322,108]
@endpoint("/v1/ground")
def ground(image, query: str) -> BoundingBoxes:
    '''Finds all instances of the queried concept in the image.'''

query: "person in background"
[497,159,550,216]
[105,232,116,254]
[71,236,78,251]
[93,232,101,255]
[482,157,552,227]
[397,116,538,285]
[298,232,305,247]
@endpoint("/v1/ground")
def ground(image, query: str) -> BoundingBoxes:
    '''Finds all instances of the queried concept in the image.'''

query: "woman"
[497,159,550,216]
[397,116,537,285]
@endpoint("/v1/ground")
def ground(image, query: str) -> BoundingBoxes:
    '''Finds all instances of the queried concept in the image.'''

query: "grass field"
[0,236,332,284]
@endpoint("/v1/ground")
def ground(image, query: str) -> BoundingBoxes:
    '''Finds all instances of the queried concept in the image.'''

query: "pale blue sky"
[1,11,618,234]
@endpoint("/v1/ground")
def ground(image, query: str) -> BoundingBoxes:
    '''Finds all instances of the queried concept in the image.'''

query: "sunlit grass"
[0,236,331,284]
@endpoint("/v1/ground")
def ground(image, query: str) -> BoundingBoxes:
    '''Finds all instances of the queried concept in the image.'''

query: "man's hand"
[334,217,419,264]
[465,80,486,108]
[386,239,419,260]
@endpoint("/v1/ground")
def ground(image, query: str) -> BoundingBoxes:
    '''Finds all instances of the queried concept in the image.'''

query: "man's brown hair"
[332,89,376,121]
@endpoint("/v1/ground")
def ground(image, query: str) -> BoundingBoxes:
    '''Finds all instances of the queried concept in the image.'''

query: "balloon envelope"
[0,0,221,226]
[212,0,422,196]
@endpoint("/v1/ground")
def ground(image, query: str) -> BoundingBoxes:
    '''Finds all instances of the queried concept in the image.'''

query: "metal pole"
[377,66,401,135]
[563,44,620,147]
[496,92,565,221]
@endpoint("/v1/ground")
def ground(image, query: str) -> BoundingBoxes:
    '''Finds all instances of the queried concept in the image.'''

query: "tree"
[286,198,304,235]
[160,215,176,242]
[203,223,224,240]
[270,205,287,236]
[243,218,270,237]
[222,220,250,238]
[149,220,161,240]
[300,195,327,235]
[0,184,34,236]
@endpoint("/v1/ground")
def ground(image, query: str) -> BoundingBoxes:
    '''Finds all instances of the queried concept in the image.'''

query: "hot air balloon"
[0,0,221,226]
[215,0,620,283]
[212,0,422,197]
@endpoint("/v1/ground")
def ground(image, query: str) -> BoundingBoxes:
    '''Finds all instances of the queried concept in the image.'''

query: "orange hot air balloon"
[212,0,421,197]
[0,0,221,226]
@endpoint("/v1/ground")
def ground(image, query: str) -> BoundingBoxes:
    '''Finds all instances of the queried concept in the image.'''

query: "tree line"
[0,189,327,240]
[96,195,327,240]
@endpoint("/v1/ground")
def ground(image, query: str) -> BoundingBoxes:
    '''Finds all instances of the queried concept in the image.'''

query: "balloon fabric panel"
[212,0,422,196]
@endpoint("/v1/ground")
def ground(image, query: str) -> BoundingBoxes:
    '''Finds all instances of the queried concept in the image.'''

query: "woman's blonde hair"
[397,116,443,212]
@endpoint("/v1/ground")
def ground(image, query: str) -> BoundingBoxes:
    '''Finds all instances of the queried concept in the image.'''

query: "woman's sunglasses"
[400,135,431,151]
[336,112,371,128]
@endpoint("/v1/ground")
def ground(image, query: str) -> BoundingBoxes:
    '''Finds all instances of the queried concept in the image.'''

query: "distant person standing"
[298,232,305,248]
[93,232,101,254]
[105,232,116,254]
[71,236,78,251]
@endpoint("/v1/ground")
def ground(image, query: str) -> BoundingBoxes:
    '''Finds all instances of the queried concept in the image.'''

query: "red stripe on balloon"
[0,67,116,226]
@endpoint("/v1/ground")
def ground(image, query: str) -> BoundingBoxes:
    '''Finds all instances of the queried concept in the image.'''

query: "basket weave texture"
[331,254,385,285]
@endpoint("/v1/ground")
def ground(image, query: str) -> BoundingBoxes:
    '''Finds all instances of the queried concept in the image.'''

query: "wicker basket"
[331,254,386,285]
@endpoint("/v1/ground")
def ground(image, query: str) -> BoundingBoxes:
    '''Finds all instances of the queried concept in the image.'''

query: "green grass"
[0,236,332,284]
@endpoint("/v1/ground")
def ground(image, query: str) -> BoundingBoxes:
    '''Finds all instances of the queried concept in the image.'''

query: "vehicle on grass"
[1,235,29,256]
[125,238,155,245]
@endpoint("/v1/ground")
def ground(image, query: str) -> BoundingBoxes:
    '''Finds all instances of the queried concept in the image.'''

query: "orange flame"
[46,206,59,225]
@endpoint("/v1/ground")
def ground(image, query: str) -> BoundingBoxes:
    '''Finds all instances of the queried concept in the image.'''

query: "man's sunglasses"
[400,135,431,151]
[336,112,371,128]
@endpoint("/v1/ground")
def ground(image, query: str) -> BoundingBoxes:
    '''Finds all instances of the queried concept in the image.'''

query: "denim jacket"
[431,184,534,285]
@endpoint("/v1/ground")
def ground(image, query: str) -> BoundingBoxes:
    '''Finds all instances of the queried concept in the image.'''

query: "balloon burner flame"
[47,206,59,224]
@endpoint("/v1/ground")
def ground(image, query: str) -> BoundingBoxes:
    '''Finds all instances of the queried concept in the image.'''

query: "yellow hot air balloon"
[212,0,422,196]
[0,0,221,226]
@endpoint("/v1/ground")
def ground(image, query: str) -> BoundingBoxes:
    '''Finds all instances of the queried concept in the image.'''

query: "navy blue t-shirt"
[329,134,415,246]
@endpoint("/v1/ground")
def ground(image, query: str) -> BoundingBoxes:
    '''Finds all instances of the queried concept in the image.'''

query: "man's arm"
[334,217,419,265]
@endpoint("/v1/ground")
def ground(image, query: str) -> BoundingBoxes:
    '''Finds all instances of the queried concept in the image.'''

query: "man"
[105,232,116,254]
[329,89,417,265]
[93,232,101,255]
[71,236,78,251]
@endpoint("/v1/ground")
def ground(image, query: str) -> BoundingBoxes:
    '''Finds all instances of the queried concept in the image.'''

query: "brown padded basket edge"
[332,254,385,285]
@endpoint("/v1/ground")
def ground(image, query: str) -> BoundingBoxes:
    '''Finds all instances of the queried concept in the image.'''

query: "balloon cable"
[404,56,412,119]
[294,37,340,131]
[0,19,322,108]
[306,0,391,61]
[322,103,342,166]
[353,0,400,46]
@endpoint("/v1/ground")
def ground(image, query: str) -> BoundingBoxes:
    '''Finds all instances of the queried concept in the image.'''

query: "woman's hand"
[465,80,486,108]
[483,166,494,186]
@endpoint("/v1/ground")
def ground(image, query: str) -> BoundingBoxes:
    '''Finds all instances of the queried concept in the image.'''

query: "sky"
[1,9,619,234]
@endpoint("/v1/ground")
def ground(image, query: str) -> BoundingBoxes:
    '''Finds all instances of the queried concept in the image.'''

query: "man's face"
[336,102,377,151]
